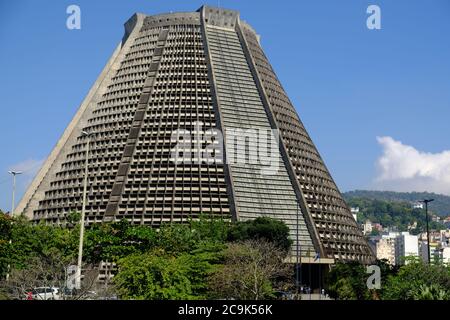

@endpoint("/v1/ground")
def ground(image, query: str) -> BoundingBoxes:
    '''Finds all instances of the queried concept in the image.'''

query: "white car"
[30,287,61,300]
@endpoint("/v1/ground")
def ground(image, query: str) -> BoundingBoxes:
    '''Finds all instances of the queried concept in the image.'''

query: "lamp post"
[419,199,434,264]
[8,171,22,216]
[75,130,94,289]
[295,201,302,299]
[6,171,22,281]
[296,201,299,297]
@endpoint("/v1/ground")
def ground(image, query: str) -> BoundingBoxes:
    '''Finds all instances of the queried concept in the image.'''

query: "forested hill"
[343,190,450,217]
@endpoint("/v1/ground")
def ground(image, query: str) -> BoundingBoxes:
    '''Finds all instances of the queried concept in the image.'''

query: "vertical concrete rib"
[104,29,169,221]
[201,5,317,258]
[199,6,239,221]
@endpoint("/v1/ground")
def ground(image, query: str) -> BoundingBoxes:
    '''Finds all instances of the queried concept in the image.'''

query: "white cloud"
[0,158,44,212]
[374,136,450,195]
[8,158,44,189]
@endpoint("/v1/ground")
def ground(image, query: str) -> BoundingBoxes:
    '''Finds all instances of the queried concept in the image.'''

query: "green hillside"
[344,197,446,234]
[343,190,450,217]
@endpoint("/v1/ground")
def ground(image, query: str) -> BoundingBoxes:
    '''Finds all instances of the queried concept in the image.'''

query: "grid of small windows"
[241,25,373,263]
[116,24,231,226]
[33,26,162,225]
[206,25,316,257]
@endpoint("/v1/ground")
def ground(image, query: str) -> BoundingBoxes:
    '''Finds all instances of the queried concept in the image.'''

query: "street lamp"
[419,199,434,265]
[6,170,21,281]
[75,130,95,289]
[8,171,22,216]
[296,201,299,296]
[295,201,302,299]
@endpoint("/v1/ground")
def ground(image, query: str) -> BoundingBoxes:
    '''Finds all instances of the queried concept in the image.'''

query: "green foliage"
[109,217,231,300]
[326,261,371,300]
[84,220,157,263]
[113,246,221,300]
[227,217,293,252]
[382,258,450,300]
[190,215,230,243]
[326,259,398,300]
[0,213,13,277]
[157,223,196,253]
[113,251,191,300]
[66,211,81,227]
[85,216,293,300]
[0,212,12,239]
[412,284,449,300]
[326,258,450,300]
[0,212,294,300]
[0,212,79,280]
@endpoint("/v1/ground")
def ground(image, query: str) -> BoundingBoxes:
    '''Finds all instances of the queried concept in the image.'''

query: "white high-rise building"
[395,232,419,265]
[376,234,397,265]
[440,247,450,264]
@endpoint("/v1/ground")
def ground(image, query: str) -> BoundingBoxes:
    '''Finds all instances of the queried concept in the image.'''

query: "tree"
[0,213,13,278]
[326,261,371,300]
[382,258,450,300]
[326,259,399,300]
[0,213,79,278]
[0,213,296,300]
[0,253,100,300]
[0,213,103,300]
[412,284,449,300]
[227,217,292,252]
[156,223,196,254]
[110,217,232,300]
[66,211,81,228]
[208,240,291,300]
[84,220,157,264]
[113,245,222,300]
[189,215,230,243]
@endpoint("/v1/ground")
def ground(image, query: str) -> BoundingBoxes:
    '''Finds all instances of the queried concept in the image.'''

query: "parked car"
[29,287,61,300]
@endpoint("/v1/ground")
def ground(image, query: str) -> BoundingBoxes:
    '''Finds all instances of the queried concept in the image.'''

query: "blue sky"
[1,0,450,212]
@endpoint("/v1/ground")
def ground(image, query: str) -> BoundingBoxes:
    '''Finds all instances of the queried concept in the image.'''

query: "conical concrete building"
[17,6,374,263]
